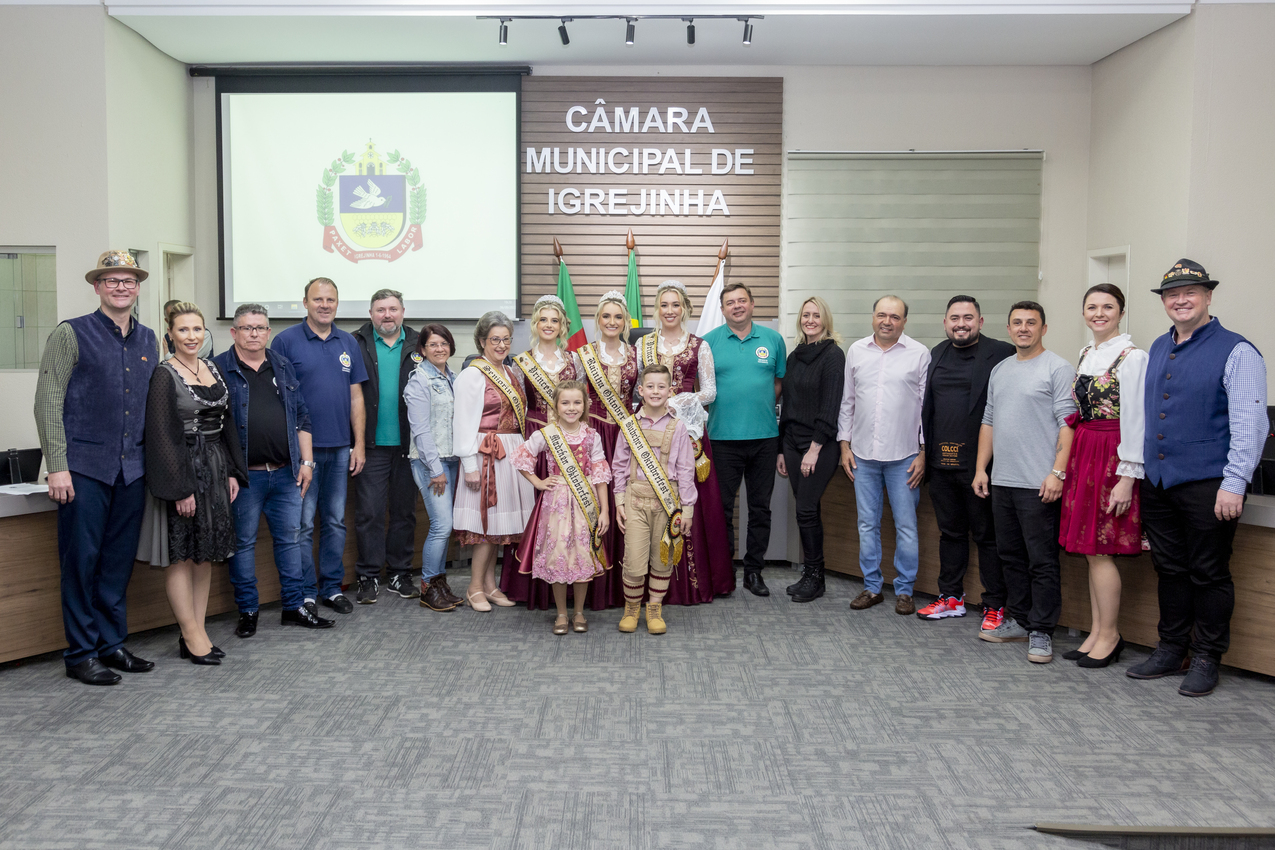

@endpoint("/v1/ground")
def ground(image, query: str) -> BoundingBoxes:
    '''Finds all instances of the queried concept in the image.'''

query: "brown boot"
[645,602,666,635]
[420,580,458,612]
[618,600,641,633]
[433,574,463,607]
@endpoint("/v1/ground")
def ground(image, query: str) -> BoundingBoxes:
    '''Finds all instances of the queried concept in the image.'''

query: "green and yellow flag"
[625,243,642,327]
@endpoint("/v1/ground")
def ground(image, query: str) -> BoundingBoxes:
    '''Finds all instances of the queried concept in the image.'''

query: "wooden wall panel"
[821,474,1275,677]
[520,77,782,322]
[0,501,449,665]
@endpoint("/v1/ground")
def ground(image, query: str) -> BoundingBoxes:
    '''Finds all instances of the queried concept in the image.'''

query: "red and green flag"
[556,256,588,351]
[625,246,642,327]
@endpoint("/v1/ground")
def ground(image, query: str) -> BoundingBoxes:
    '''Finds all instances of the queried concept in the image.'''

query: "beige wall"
[1089,5,1275,390]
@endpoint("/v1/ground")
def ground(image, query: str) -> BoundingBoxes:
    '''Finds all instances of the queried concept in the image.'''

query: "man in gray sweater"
[972,301,1077,664]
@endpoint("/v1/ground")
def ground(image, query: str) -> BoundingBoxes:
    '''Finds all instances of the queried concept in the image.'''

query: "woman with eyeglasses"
[450,311,535,612]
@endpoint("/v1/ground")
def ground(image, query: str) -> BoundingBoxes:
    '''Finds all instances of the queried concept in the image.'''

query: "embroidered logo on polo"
[755,345,770,363]
[339,352,352,372]
[411,352,424,363]
[316,139,426,264]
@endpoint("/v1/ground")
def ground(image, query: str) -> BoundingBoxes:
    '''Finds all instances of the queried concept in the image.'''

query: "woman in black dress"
[141,303,247,664]
[777,296,846,603]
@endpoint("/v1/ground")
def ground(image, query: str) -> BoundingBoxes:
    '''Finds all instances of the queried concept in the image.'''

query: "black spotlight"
[742,18,753,45]
[558,19,570,46]
[686,18,695,45]
[625,18,635,46]
[498,19,508,46]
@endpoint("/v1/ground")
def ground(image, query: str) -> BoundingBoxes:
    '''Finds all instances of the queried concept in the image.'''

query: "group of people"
[38,251,1265,699]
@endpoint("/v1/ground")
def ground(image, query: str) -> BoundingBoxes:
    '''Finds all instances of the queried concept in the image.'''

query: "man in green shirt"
[352,289,421,604]
[702,283,787,596]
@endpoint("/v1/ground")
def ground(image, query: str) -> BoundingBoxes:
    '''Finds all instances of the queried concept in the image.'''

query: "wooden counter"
[0,501,443,665]
[821,475,1275,678]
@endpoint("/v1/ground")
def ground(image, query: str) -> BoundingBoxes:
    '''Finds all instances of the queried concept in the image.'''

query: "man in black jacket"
[917,296,1015,630]
[352,289,421,603]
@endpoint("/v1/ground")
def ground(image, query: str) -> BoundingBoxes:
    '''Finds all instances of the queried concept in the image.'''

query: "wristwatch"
[301,460,317,469]
[1050,469,1066,481]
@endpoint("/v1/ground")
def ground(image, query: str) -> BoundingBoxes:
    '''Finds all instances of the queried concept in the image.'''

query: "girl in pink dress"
[513,381,612,634]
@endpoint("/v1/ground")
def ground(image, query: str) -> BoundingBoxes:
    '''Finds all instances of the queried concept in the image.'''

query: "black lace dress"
[138,360,248,566]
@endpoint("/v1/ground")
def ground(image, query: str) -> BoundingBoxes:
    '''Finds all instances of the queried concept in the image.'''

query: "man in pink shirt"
[837,295,931,614]
[614,364,699,635]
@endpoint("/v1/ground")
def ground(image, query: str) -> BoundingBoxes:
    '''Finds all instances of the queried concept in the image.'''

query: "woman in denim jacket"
[404,324,463,612]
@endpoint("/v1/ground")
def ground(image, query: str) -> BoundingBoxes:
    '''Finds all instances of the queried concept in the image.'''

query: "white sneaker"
[979,618,1029,643]
[1028,631,1053,663]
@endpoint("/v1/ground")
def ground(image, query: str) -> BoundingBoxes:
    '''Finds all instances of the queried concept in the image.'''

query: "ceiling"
[107,0,1193,66]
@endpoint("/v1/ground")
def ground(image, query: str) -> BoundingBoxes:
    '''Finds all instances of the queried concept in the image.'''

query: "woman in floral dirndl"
[1058,283,1148,668]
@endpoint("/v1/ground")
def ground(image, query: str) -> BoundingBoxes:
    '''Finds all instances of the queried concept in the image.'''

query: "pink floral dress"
[512,426,612,584]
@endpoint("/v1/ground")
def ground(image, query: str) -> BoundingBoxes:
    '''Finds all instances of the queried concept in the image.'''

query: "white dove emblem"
[350,179,387,209]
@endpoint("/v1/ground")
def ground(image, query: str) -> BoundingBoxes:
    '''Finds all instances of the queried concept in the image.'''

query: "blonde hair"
[795,296,842,345]
[655,282,693,327]
[553,379,590,420]
[531,301,570,349]
[593,295,631,343]
[166,301,204,330]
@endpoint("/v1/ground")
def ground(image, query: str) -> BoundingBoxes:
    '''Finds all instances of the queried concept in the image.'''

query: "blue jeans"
[301,446,350,599]
[853,454,921,596]
[229,467,306,612]
[411,457,458,580]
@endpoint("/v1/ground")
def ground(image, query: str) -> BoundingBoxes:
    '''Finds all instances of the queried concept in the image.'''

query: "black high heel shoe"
[1062,648,1089,661]
[179,636,222,666]
[1077,637,1125,669]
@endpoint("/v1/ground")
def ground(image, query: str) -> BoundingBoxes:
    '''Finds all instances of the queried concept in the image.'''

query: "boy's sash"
[619,414,685,567]
[470,359,526,434]
[544,425,607,568]
[636,331,710,483]
[513,350,558,411]
[579,343,631,424]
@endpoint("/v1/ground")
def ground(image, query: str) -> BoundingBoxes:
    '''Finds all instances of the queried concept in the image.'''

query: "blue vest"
[1143,317,1250,488]
[63,313,157,485]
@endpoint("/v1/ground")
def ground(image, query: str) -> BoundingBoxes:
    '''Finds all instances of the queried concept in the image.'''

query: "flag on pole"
[695,239,731,336]
[553,238,588,351]
[624,229,642,327]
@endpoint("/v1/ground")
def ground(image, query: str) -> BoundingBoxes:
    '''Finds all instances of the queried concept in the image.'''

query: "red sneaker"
[980,606,1005,632]
[917,595,967,620]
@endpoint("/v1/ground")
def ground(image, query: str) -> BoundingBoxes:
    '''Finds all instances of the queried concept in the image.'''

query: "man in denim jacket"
[215,304,333,636]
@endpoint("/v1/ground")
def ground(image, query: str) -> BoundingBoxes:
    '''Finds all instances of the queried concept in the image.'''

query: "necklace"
[173,356,202,381]
[559,421,583,436]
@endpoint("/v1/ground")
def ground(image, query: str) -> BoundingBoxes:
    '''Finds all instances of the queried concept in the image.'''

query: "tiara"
[534,294,566,312]
[657,279,687,294]
[599,289,626,304]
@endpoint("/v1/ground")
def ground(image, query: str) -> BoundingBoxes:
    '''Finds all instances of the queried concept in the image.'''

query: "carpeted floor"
[1,567,1273,850]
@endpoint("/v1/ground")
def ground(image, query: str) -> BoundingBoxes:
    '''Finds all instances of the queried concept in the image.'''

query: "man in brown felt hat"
[1127,258,1267,697]
[35,251,160,685]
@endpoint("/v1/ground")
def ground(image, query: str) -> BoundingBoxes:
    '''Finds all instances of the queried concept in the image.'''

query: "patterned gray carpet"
[2,567,1273,850]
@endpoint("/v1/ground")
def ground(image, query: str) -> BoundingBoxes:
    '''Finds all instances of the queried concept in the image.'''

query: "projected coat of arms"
[316,139,426,263]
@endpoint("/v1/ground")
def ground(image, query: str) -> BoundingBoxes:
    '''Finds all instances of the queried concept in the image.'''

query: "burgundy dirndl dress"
[638,333,736,603]
[1059,345,1143,556]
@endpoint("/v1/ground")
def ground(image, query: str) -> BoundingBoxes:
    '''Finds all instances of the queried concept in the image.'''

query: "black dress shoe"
[65,658,121,686]
[210,645,226,659]
[1179,656,1220,697]
[1126,645,1188,679]
[178,637,221,665]
[98,647,155,673]
[282,605,335,629]
[235,611,259,638]
[743,572,770,597]
[1078,637,1125,669]
[322,593,354,614]
[1061,648,1088,661]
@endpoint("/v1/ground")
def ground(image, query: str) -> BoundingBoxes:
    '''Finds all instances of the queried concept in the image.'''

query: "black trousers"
[1140,477,1240,661]
[929,468,1006,607]
[57,471,146,666]
[781,434,840,570]
[353,445,418,579]
[991,485,1061,634]
[714,436,778,572]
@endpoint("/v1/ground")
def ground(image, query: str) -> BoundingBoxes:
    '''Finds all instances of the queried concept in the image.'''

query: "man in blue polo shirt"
[271,277,368,615]
[703,282,786,596]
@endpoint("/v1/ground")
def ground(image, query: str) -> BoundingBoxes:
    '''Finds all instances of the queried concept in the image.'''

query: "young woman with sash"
[500,294,585,606]
[512,381,612,634]
[570,291,641,610]
[451,311,535,612]
[633,280,734,602]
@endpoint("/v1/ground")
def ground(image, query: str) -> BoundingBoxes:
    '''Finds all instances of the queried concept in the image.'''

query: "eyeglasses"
[98,277,139,291]
[425,342,451,351]
[234,325,270,335]
[486,336,512,347]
